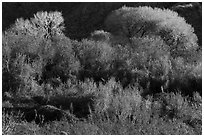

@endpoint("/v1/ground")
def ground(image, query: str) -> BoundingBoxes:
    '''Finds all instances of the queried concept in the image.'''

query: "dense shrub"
[2,11,80,95]
[171,2,202,47]
[113,36,201,95]
[94,78,142,114]
[11,11,65,39]
[105,6,199,61]
[104,6,201,95]
[127,36,171,90]
[72,39,116,83]
[2,2,178,40]
[90,30,112,42]
[39,35,80,84]
[2,4,202,135]
[2,78,202,135]
[4,7,200,97]
[71,32,201,96]
[168,58,202,96]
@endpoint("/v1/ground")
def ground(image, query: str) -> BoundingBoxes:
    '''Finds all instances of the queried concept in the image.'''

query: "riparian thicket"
[2,5,202,135]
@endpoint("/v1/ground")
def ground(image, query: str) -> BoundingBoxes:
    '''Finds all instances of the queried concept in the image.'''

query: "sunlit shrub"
[105,34,201,96]
[128,36,171,90]
[104,6,201,95]
[11,11,65,39]
[168,57,202,96]
[90,30,112,42]
[154,92,202,132]
[2,11,80,95]
[2,112,16,135]
[72,39,115,82]
[94,78,142,120]
[105,6,199,61]
[40,35,80,84]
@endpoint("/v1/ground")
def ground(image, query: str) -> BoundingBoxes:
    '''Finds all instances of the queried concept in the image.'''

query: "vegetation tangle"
[2,3,202,135]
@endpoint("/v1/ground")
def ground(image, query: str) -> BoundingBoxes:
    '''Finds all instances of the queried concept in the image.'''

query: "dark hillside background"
[2,2,202,45]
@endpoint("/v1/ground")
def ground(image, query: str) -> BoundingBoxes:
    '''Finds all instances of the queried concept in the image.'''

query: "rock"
[171,2,202,47]
[24,105,78,124]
